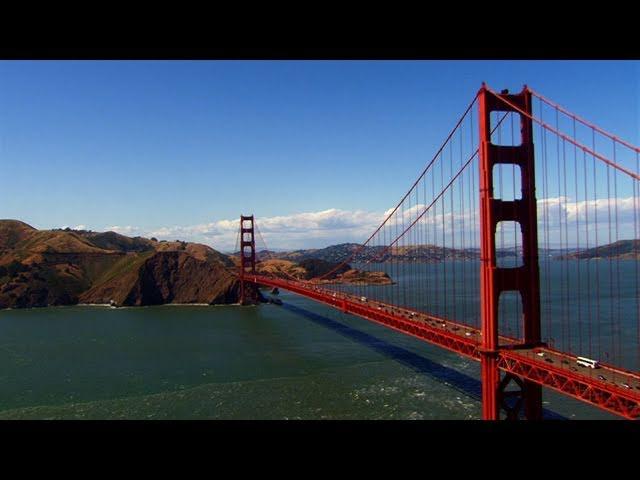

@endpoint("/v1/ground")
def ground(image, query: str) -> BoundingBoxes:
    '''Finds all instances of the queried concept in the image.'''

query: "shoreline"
[1,302,248,312]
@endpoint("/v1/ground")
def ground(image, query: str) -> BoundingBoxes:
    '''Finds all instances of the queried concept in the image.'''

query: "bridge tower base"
[478,85,543,420]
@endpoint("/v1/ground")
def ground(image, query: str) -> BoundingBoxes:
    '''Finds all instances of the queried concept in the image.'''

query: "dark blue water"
[0,301,488,419]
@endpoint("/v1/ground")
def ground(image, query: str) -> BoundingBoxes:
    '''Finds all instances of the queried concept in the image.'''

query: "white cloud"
[535,195,640,248]
[59,224,88,231]
[129,208,386,252]
[539,196,638,224]
[107,225,141,236]
[95,209,385,252]
[363,195,639,250]
[94,196,638,253]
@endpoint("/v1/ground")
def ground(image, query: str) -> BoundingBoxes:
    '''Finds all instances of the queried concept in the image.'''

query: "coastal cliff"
[0,220,244,309]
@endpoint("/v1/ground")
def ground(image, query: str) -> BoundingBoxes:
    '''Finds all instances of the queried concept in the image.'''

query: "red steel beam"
[498,352,640,419]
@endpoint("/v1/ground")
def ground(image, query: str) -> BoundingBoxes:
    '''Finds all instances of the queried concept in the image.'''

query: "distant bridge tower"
[478,84,542,420]
[239,214,256,305]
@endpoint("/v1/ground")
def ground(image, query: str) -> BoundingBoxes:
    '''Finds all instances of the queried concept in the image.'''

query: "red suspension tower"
[478,84,543,420]
[239,214,256,305]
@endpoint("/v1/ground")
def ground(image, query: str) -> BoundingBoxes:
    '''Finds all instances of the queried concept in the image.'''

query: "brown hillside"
[0,220,243,309]
[78,231,155,253]
[0,219,37,250]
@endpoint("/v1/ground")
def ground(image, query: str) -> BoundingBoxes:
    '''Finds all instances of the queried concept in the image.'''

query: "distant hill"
[560,239,640,260]
[253,244,579,263]
[256,242,480,264]
[0,220,248,309]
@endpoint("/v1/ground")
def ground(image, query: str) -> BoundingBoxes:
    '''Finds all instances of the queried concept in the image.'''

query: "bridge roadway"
[248,274,640,419]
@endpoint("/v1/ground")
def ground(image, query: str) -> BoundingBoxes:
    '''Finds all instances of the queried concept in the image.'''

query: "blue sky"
[0,60,638,250]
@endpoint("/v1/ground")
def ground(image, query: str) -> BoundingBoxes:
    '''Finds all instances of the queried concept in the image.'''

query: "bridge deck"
[249,275,640,419]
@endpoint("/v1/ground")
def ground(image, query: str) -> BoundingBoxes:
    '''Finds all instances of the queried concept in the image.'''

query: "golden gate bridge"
[235,83,640,420]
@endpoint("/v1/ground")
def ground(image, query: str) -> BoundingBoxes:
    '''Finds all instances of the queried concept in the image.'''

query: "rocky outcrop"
[328,269,392,285]
[80,251,240,306]
[253,256,392,285]
[297,258,350,279]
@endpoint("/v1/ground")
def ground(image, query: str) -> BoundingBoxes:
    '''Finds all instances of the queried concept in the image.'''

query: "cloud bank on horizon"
[89,195,640,253]
[105,208,384,252]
